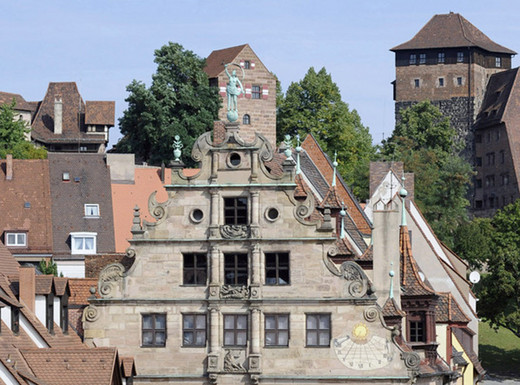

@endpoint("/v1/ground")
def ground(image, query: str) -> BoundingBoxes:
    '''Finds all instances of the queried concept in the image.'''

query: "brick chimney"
[54,97,63,134]
[6,154,13,180]
[19,266,36,313]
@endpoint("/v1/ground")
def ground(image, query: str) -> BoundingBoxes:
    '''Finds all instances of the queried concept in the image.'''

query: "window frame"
[305,313,331,347]
[414,79,420,88]
[457,51,464,62]
[264,313,290,347]
[265,252,290,285]
[141,313,167,348]
[437,52,445,63]
[70,232,97,255]
[244,60,251,69]
[223,314,248,347]
[438,77,444,87]
[409,320,425,342]
[182,313,207,347]
[224,253,248,286]
[5,232,27,247]
[242,114,251,125]
[251,85,262,99]
[419,54,426,64]
[84,204,100,217]
[224,197,248,225]
[496,57,502,68]
[409,54,417,65]
[183,253,208,286]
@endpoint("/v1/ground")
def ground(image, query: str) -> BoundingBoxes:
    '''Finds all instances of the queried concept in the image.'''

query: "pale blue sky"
[1,1,518,148]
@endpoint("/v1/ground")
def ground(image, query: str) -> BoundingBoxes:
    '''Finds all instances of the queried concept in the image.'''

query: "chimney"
[54,97,63,134]
[6,154,13,180]
[19,266,36,313]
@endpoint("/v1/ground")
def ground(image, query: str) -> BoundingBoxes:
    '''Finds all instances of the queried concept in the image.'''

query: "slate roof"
[205,44,248,78]
[0,91,32,111]
[21,347,120,385]
[48,153,115,258]
[382,297,406,318]
[435,293,471,323]
[475,67,519,129]
[391,13,516,54]
[0,159,54,256]
[302,134,372,234]
[30,82,112,145]
[85,101,115,126]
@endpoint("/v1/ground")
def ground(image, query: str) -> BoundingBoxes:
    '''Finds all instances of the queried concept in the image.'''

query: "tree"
[38,259,58,276]
[453,217,494,270]
[381,101,474,247]
[478,200,520,337]
[277,67,375,200]
[0,100,47,159]
[114,42,221,165]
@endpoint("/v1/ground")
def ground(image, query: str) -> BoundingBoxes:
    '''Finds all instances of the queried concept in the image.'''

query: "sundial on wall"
[333,322,394,370]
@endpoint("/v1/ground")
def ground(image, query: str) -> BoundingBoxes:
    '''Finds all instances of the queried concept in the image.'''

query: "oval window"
[190,209,204,223]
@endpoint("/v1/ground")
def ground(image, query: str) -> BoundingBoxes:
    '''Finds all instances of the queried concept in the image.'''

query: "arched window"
[243,114,251,125]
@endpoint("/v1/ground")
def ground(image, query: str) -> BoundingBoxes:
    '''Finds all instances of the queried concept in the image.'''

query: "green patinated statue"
[224,63,245,122]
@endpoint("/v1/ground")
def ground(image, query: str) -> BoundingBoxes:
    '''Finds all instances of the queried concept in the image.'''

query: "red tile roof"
[382,297,406,318]
[391,13,516,54]
[204,44,248,78]
[21,347,119,385]
[35,275,53,295]
[0,241,20,278]
[85,101,115,126]
[68,278,99,305]
[0,91,32,111]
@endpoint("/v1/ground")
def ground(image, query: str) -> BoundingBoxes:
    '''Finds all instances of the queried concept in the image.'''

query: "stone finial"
[131,205,142,232]
[173,135,183,162]
[295,134,302,175]
[332,151,338,187]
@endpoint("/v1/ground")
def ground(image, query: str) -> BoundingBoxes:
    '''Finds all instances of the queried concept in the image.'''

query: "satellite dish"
[469,271,481,284]
[418,271,425,282]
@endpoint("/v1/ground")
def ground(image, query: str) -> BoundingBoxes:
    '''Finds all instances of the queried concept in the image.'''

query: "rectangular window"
[496,57,502,67]
[224,314,248,346]
[224,197,248,225]
[438,78,444,87]
[414,79,420,88]
[409,320,425,342]
[5,232,27,247]
[500,150,505,164]
[252,85,262,99]
[438,52,445,63]
[476,157,482,166]
[183,253,207,285]
[475,179,482,189]
[84,204,100,217]
[265,252,290,285]
[244,60,251,69]
[419,54,426,64]
[265,314,289,347]
[486,152,495,166]
[457,51,464,62]
[306,314,330,347]
[183,314,206,347]
[457,77,463,86]
[70,232,97,254]
[409,54,417,65]
[142,313,167,347]
[224,253,248,285]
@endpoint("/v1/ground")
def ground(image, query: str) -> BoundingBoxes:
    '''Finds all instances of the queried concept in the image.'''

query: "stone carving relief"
[223,350,246,372]
[220,225,249,239]
[322,253,373,299]
[82,304,99,322]
[98,263,125,299]
[125,247,136,258]
[144,191,171,227]
[220,285,249,299]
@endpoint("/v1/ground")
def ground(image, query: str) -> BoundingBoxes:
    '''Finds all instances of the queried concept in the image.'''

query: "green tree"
[38,259,58,276]
[277,67,375,200]
[453,217,494,270]
[478,200,520,337]
[114,42,221,165]
[0,100,46,159]
[381,101,473,247]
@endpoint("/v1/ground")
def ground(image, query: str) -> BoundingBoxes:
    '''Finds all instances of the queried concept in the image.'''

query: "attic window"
[84,204,100,217]
[409,54,417,65]
[419,54,426,64]
[62,172,70,181]
[70,232,97,255]
[457,52,464,62]
[5,232,27,247]
[244,60,251,69]
[495,57,501,68]
[437,52,445,63]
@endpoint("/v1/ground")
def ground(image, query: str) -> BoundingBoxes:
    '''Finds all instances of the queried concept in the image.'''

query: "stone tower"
[391,13,515,159]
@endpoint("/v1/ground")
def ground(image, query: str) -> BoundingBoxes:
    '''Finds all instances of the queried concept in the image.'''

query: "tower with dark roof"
[391,12,516,159]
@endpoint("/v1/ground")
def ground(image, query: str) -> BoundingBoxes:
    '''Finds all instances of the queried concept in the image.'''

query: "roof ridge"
[457,14,474,48]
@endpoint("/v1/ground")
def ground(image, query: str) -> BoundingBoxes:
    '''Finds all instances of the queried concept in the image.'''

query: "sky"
[1,0,519,149]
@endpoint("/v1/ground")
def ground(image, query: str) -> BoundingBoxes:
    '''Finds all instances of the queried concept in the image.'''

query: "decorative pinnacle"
[173,135,183,162]
[132,205,142,232]
[332,151,338,187]
[389,262,395,299]
[283,135,292,159]
[400,174,407,226]
[295,134,302,174]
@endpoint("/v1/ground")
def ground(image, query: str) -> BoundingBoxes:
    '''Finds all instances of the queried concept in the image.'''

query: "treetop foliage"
[114,42,221,166]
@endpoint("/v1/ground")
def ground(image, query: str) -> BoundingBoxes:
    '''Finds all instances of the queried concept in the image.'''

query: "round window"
[265,207,280,222]
[229,152,241,167]
[190,209,204,223]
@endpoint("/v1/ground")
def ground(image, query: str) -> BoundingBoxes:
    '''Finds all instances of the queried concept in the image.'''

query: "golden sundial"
[333,323,394,370]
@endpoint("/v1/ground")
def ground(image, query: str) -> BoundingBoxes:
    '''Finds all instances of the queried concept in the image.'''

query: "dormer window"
[84,204,100,217]
[70,232,97,255]
[5,232,27,247]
